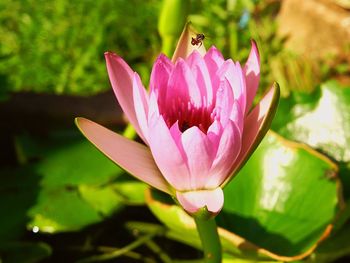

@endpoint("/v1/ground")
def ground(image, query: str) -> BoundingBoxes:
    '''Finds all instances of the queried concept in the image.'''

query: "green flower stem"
[194,216,222,263]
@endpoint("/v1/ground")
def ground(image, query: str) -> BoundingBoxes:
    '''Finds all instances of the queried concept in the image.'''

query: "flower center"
[163,98,216,133]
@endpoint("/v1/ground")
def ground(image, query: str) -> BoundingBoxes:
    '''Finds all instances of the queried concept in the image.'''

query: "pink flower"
[76,27,279,216]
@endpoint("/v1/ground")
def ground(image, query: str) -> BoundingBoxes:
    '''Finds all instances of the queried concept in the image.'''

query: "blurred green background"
[1,0,350,262]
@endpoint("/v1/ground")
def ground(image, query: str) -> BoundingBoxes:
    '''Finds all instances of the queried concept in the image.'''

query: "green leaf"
[111,180,148,205]
[38,138,123,187]
[218,132,340,257]
[16,132,124,186]
[78,185,124,216]
[13,132,138,233]
[272,80,350,163]
[147,132,342,261]
[0,242,51,263]
[28,188,102,233]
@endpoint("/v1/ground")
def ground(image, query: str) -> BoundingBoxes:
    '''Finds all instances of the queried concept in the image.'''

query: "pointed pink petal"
[243,40,260,114]
[148,114,190,191]
[217,60,247,114]
[75,117,171,194]
[181,126,214,189]
[150,54,173,111]
[204,46,225,76]
[104,52,144,139]
[148,91,160,120]
[176,188,224,214]
[206,120,241,188]
[221,83,280,187]
[172,23,206,63]
[207,120,222,153]
[214,78,234,127]
[207,120,222,137]
[230,101,244,133]
[132,73,149,143]
[169,121,182,148]
[167,58,202,108]
[205,46,225,96]
[186,51,213,106]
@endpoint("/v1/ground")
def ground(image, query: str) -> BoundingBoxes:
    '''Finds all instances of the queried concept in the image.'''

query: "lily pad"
[13,131,145,233]
[111,180,148,205]
[147,132,342,261]
[272,80,350,163]
[218,132,340,258]
[28,188,102,233]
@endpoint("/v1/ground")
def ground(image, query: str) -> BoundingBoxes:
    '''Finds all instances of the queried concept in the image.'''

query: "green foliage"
[1,131,148,237]
[0,0,160,96]
[272,80,350,163]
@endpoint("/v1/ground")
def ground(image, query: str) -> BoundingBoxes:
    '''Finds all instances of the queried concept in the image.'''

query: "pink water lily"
[76,26,279,216]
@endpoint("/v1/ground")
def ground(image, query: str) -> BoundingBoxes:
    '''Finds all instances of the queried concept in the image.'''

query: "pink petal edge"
[222,83,280,187]
[104,52,144,139]
[147,114,191,191]
[176,188,224,214]
[206,120,241,188]
[132,73,149,143]
[244,40,261,114]
[75,117,171,194]
[181,126,213,189]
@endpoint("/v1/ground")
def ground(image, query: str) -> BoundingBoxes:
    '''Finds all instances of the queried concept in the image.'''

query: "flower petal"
[172,22,206,62]
[181,126,214,189]
[133,73,149,143]
[150,54,173,111]
[104,52,144,139]
[148,114,191,191]
[217,60,247,114]
[230,100,244,133]
[206,120,241,188]
[214,78,234,127]
[244,40,260,114]
[167,58,202,108]
[204,46,225,77]
[176,188,224,214]
[221,83,280,187]
[186,51,213,106]
[204,46,225,101]
[75,117,171,194]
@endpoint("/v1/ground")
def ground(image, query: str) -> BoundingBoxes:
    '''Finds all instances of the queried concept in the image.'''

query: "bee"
[191,33,205,47]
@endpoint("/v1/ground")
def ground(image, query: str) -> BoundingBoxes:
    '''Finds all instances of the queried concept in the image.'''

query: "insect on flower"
[191,33,205,47]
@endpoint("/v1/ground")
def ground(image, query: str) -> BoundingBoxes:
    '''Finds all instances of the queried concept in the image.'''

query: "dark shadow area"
[0,166,41,262]
[339,163,350,201]
[30,206,200,263]
[0,90,123,134]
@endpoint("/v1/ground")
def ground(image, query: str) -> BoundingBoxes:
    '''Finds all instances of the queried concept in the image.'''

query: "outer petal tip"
[176,188,224,218]
[244,39,261,113]
[104,51,119,59]
[250,39,260,65]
